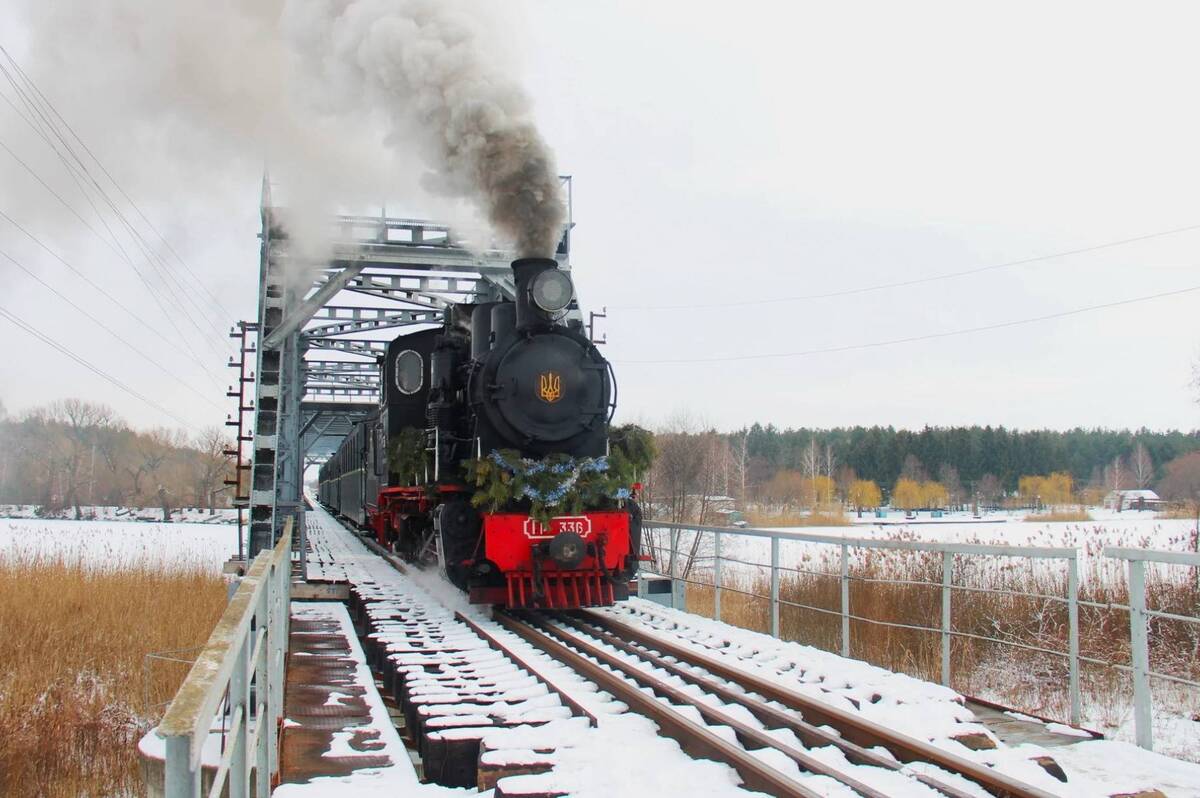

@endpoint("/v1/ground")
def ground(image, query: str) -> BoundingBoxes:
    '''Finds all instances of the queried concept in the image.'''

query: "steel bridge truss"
[247,177,574,555]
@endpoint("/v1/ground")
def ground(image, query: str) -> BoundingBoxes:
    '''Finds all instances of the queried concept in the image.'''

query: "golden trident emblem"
[538,371,563,404]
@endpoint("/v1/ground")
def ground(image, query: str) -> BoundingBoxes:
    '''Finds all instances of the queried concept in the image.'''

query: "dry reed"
[745,510,852,527]
[686,549,1200,733]
[1023,509,1093,522]
[0,554,227,797]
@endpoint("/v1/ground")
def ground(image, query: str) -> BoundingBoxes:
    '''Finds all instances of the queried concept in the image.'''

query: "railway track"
[313,511,1072,797]
[493,608,1060,798]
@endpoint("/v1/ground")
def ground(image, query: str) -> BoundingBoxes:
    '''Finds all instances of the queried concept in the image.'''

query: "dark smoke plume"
[13,0,566,258]
[287,0,567,256]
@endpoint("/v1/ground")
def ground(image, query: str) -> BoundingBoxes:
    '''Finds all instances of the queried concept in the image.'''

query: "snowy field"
[0,503,237,524]
[842,508,1196,552]
[684,511,1200,585]
[0,517,237,571]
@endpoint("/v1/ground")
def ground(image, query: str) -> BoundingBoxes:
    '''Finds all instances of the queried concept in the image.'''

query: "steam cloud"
[11,0,565,257]
[287,0,565,257]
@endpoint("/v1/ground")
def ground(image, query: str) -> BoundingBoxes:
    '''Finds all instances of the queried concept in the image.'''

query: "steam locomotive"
[317,257,641,608]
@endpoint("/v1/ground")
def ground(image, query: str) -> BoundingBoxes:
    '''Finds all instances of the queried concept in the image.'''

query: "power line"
[5,57,236,335]
[1,246,224,411]
[0,110,229,384]
[617,283,1200,364]
[0,208,223,389]
[0,303,200,431]
[9,53,236,320]
[0,53,233,363]
[613,223,1200,311]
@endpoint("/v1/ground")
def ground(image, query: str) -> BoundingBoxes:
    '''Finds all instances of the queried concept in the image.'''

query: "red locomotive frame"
[368,485,632,609]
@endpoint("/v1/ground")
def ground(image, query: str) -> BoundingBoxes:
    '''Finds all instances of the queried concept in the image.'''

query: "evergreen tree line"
[738,424,1200,497]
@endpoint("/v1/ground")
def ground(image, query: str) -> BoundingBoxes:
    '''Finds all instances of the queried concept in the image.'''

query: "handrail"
[645,519,1078,559]
[1101,543,1200,751]
[158,552,270,744]
[1102,546,1200,566]
[642,518,1200,751]
[156,517,294,797]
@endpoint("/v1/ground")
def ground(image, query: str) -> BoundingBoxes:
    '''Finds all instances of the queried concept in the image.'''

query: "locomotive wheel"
[437,498,480,590]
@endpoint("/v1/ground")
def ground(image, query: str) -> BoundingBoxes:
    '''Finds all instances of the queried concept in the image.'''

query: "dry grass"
[686,549,1200,731]
[745,510,851,527]
[1023,509,1094,522]
[1157,505,1200,520]
[0,554,227,798]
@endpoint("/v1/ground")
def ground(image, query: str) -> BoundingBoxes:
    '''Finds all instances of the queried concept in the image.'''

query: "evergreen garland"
[465,448,640,525]
[608,424,656,479]
[388,427,427,485]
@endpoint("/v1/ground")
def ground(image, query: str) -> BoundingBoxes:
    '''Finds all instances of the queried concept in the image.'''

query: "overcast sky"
[2,1,1199,435]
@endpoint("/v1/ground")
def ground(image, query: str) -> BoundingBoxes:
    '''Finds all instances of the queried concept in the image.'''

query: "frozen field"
[0,517,237,571]
[708,511,1199,585]
[841,508,1196,552]
[0,503,237,524]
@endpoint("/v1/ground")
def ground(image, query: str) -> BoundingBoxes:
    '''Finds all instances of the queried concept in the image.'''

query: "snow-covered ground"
[0,517,238,571]
[840,508,1197,559]
[0,503,237,524]
[609,599,1200,797]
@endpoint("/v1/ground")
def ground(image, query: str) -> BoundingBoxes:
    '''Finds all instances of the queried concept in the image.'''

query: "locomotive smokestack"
[513,257,573,329]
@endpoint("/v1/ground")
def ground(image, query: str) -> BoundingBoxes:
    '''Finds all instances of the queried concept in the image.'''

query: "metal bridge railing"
[155,517,294,798]
[643,520,1200,749]
[1102,546,1200,751]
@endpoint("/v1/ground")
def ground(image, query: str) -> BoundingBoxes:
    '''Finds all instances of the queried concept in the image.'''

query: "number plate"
[523,515,593,540]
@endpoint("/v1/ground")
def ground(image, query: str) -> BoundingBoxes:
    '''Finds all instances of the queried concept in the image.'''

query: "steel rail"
[491,610,827,798]
[526,612,898,798]
[553,612,984,798]
[579,610,1058,798]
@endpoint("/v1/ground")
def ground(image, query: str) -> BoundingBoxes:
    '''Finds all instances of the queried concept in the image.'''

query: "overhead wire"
[613,223,1200,311]
[7,64,234,343]
[618,283,1200,364]
[14,56,236,320]
[0,50,233,361]
[0,105,230,388]
[0,303,201,431]
[0,246,225,412]
[0,199,225,388]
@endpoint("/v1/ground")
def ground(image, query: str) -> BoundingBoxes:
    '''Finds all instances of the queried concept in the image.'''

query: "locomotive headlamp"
[530,269,574,314]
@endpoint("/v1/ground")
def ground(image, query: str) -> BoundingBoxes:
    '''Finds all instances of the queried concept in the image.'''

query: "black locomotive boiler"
[318,257,642,608]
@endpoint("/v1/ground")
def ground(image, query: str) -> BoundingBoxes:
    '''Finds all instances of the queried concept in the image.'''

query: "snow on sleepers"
[300,506,797,796]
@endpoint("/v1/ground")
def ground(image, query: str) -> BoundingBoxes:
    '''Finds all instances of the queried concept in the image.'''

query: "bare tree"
[642,411,725,578]
[938,464,964,510]
[734,430,749,504]
[193,427,233,512]
[822,443,836,482]
[975,473,1002,507]
[48,399,115,519]
[801,439,820,506]
[900,453,927,483]
[126,428,175,504]
[1131,442,1154,489]
[1105,455,1127,508]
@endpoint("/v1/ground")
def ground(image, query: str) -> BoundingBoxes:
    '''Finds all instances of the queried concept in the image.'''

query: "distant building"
[1104,489,1166,511]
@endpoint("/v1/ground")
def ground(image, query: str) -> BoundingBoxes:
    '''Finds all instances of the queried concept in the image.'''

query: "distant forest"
[739,424,1200,493]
